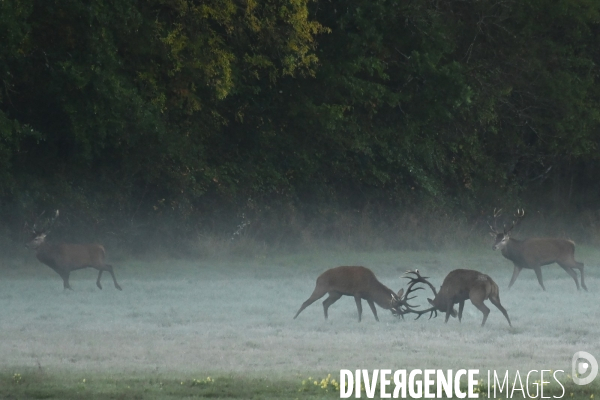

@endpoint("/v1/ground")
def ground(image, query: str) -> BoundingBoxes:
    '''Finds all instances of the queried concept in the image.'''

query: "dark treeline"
[1,0,600,252]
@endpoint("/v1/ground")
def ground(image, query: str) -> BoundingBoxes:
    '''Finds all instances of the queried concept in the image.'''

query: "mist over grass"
[1,245,598,389]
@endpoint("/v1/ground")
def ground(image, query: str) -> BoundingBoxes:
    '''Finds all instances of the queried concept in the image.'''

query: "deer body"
[293,266,404,322]
[495,237,585,291]
[427,269,511,327]
[488,207,587,292]
[27,235,122,291]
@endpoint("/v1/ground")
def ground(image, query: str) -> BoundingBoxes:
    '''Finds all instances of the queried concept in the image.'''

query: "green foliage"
[1,0,600,246]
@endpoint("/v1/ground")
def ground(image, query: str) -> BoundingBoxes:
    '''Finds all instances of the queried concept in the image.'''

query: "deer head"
[25,210,59,250]
[488,209,524,251]
[389,288,409,317]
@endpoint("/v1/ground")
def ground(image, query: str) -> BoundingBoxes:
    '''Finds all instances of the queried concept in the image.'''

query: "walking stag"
[489,209,586,291]
[25,210,122,291]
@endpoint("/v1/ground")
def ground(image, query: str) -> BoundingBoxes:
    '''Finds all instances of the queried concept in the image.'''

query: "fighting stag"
[404,269,512,327]
[25,210,122,291]
[489,209,586,291]
[293,266,429,322]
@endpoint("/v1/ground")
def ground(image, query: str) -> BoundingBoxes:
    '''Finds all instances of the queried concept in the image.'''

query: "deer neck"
[429,295,446,312]
[501,237,522,261]
[369,282,396,310]
[35,241,55,261]
[435,284,455,305]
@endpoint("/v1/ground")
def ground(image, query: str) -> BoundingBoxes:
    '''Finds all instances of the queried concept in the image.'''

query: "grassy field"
[1,371,597,399]
[0,245,598,398]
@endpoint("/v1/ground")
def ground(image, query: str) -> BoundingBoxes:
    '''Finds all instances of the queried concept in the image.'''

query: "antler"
[487,208,503,234]
[504,209,524,235]
[30,209,60,234]
[31,210,46,234]
[390,293,408,319]
[395,269,439,320]
[49,209,59,228]
[488,208,525,235]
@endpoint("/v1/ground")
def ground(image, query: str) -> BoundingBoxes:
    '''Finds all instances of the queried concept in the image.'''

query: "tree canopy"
[1,0,599,248]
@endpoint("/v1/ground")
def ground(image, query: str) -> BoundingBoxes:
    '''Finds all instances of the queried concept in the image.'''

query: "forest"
[1,0,600,252]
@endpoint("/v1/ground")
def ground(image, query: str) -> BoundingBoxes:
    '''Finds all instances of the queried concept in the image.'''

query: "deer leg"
[96,270,104,290]
[471,301,490,327]
[322,292,342,320]
[458,301,465,323]
[560,260,586,291]
[48,263,72,290]
[508,265,522,289]
[488,295,512,327]
[444,302,454,323]
[366,299,379,322]
[103,264,122,291]
[557,263,580,290]
[532,266,546,291]
[469,291,490,327]
[576,262,587,291]
[354,296,363,322]
[294,287,327,319]
[61,271,73,291]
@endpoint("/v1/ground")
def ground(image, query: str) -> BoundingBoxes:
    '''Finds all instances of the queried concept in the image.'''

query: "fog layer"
[1,249,598,378]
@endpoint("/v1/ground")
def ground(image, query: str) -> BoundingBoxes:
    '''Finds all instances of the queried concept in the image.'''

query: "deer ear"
[427,298,434,306]
[489,232,496,237]
[397,288,404,298]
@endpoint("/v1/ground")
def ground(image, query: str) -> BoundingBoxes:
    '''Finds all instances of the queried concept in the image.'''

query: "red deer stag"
[405,269,512,327]
[25,210,122,291]
[489,209,586,291]
[293,266,436,322]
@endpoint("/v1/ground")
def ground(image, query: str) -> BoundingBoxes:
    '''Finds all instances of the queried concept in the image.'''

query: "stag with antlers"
[25,210,122,291]
[404,269,512,327]
[293,266,436,322]
[488,209,586,291]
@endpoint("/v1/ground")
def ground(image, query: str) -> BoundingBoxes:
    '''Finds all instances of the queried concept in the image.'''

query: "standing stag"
[293,266,435,322]
[25,210,122,291]
[488,209,586,291]
[405,269,512,327]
